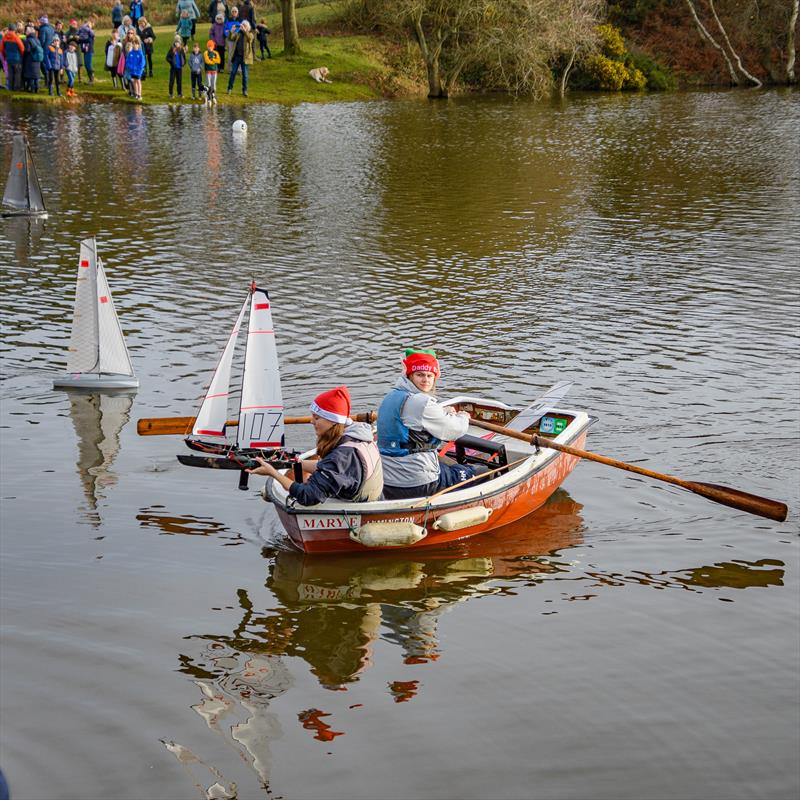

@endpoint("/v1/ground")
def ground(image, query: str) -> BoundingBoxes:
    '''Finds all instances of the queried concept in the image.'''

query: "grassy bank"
[2,3,417,105]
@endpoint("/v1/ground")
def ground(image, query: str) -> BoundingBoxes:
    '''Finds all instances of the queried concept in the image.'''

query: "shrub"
[597,23,626,59]
[587,54,628,90]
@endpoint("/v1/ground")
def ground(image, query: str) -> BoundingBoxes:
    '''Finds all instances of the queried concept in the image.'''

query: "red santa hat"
[403,351,440,378]
[310,386,352,425]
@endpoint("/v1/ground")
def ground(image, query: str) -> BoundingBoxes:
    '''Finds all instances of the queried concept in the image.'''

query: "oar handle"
[470,418,788,523]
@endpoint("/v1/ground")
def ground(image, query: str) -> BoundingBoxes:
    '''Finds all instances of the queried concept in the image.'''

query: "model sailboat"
[53,238,139,390]
[2,134,47,217]
[178,283,297,485]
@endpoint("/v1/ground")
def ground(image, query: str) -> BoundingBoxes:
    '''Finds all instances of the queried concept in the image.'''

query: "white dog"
[309,67,332,84]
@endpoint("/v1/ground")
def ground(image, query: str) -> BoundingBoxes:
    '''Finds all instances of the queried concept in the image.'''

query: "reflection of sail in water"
[169,639,293,796]
[4,214,47,267]
[68,392,133,516]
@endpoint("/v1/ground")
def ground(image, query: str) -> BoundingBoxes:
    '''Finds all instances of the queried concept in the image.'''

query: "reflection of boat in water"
[183,490,585,689]
[67,391,133,518]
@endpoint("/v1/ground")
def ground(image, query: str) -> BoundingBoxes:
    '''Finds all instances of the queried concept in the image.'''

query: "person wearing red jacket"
[1,24,25,90]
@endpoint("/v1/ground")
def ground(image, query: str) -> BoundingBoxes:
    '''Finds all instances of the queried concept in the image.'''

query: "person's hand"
[246,456,279,476]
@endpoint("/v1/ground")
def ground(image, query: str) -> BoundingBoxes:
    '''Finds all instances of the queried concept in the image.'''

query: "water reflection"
[67,391,133,525]
[185,491,585,690]
[580,558,785,596]
[171,641,293,797]
[3,214,47,267]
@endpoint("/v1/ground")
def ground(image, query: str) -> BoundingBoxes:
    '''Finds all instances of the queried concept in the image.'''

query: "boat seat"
[453,434,508,468]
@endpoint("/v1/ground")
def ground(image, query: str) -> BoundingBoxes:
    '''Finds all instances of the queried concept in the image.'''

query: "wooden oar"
[137,411,377,436]
[470,418,788,523]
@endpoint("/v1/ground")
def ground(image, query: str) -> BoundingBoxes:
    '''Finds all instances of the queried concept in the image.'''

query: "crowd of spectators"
[1,0,271,101]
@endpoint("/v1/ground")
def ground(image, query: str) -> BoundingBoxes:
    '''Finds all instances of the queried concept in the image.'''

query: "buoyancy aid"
[339,439,384,501]
[377,387,442,457]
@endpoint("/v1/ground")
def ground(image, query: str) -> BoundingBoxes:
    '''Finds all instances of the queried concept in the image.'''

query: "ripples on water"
[1,91,798,800]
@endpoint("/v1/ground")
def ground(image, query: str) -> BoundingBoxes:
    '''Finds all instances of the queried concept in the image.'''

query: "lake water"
[1,90,799,800]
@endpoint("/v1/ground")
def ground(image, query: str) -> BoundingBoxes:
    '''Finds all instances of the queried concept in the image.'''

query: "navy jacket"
[289,434,371,506]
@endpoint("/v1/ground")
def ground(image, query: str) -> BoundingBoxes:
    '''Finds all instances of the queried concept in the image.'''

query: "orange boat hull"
[274,430,587,554]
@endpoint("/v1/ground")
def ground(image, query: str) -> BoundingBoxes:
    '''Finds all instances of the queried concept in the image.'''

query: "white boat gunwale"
[265,406,594,517]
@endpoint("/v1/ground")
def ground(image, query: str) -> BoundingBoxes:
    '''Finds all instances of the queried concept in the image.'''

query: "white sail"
[192,296,249,439]
[3,135,29,211]
[96,257,135,377]
[56,239,138,390]
[237,287,285,450]
[65,239,100,374]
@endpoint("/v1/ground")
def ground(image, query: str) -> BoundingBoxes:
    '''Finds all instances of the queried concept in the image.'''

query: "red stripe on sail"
[80,260,89,267]
[248,330,274,334]
[205,392,229,399]
[254,302,270,309]
[241,405,283,410]
[196,429,226,436]
[100,296,108,304]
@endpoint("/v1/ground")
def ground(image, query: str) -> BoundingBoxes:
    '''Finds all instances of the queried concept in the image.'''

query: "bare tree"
[684,0,762,86]
[348,0,602,98]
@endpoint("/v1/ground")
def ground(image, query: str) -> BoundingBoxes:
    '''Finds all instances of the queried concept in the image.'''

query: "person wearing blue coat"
[125,40,145,99]
[37,15,55,79]
[44,36,64,96]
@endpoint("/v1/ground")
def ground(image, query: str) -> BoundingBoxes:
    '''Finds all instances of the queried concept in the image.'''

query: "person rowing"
[377,349,487,500]
[248,386,383,505]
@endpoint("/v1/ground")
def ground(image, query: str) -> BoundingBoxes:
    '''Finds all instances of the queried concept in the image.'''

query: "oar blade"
[138,417,197,436]
[689,482,788,523]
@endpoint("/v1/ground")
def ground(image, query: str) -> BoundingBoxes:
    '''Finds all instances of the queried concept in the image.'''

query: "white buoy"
[232,119,247,133]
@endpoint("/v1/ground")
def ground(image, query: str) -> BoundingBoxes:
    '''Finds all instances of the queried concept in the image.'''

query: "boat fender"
[433,506,492,532]
[350,522,427,548]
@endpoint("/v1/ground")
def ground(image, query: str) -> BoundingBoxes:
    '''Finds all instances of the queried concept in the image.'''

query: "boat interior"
[442,399,577,473]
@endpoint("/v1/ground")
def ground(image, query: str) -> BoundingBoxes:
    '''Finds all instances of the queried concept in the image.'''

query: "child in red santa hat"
[249,386,383,505]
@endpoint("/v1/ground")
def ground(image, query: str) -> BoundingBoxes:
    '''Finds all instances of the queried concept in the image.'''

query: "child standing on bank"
[44,35,64,96]
[126,36,145,99]
[188,41,203,99]
[255,20,271,59]
[166,36,186,98]
[203,39,220,98]
[105,29,122,88]
[64,40,78,96]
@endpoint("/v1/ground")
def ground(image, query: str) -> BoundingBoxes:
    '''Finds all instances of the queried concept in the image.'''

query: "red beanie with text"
[403,352,440,378]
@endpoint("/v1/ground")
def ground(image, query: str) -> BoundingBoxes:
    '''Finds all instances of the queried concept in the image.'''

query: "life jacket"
[377,387,441,457]
[340,439,384,502]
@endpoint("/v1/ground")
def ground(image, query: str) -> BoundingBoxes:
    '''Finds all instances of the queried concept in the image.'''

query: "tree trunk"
[412,12,447,98]
[558,48,577,98]
[707,0,762,87]
[685,0,739,84]
[788,0,798,83]
[279,0,301,56]
[426,59,446,97]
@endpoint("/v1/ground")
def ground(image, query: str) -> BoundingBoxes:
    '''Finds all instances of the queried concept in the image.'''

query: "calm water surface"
[1,90,799,800]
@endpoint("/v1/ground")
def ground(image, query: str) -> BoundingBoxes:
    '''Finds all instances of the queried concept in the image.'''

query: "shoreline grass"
[2,3,417,106]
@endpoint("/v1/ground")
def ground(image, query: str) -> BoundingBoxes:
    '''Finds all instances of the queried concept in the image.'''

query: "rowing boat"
[264,395,595,554]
